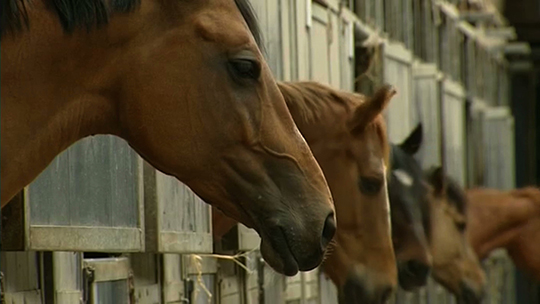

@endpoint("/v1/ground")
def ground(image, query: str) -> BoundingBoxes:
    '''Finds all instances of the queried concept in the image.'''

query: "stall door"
[382,42,416,144]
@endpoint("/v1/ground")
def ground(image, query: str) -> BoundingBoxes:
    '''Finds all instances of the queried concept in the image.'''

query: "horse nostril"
[380,285,394,303]
[406,260,430,279]
[321,212,336,249]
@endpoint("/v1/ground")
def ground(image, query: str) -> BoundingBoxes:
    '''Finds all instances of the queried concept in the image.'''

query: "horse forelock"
[445,176,467,215]
[277,81,389,164]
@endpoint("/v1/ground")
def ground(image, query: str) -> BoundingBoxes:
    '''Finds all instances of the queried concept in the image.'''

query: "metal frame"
[84,257,131,304]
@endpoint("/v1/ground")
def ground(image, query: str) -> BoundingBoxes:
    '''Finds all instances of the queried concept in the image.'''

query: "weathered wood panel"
[382,42,416,143]
[53,252,83,304]
[84,257,131,304]
[481,107,516,190]
[144,162,212,254]
[441,79,467,186]
[310,3,331,84]
[414,63,443,168]
[0,251,41,304]
[4,135,144,252]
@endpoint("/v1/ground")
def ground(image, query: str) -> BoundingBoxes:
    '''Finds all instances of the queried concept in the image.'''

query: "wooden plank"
[183,256,218,275]
[383,43,415,143]
[28,226,142,252]
[296,0,310,80]
[131,255,157,285]
[280,0,292,81]
[1,192,25,250]
[3,290,42,304]
[83,257,131,282]
[162,254,185,304]
[328,11,341,88]
[53,251,82,304]
[0,252,40,293]
[310,16,330,83]
[237,224,260,251]
[56,291,82,304]
[158,232,213,254]
[414,63,442,168]
[144,160,212,254]
[133,285,160,304]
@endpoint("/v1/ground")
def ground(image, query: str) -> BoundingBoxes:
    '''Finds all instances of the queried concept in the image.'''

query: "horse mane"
[277,81,389,165]
[510,187,540,207]
[0,0,262,44]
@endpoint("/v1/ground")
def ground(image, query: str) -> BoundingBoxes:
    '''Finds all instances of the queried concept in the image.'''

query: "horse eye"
[455,221,466,232]
[359,176,383,195]
[229,58,261,81]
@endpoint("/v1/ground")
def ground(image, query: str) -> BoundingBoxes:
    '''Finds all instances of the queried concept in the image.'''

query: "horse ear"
[348,84,396,135]
[399,123,423,155]
[428,166,446,196]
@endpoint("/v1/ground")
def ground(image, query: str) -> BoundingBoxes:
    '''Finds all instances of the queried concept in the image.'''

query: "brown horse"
[0,0,336,276]
[426,168,486,304]
[387,124,433,290]
[467,186,540,281]
[214,81,398,304]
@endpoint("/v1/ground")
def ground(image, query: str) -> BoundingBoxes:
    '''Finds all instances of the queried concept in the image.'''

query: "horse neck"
[466,188,540,260]
[1,17,121,206]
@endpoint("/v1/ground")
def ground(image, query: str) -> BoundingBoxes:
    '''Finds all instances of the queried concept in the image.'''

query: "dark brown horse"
[426,168,486,304]
[214,81,398,304]
[0,0,336,276]
[387,124,433,290]
[467,186,540,282]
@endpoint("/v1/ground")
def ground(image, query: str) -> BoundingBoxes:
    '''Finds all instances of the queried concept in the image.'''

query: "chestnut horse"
[467,186,540,282]
[214,81,398,304]
[387,124,433,290]
[0,0,336,275]
[426,168,486,304]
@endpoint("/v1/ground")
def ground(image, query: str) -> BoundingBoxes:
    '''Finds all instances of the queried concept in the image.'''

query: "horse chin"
[259,231,299,276]
[456,282,484,304]
[397,271,428,291]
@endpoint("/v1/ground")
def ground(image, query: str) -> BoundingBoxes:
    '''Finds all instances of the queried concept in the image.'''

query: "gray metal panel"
[25,135,144,252]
